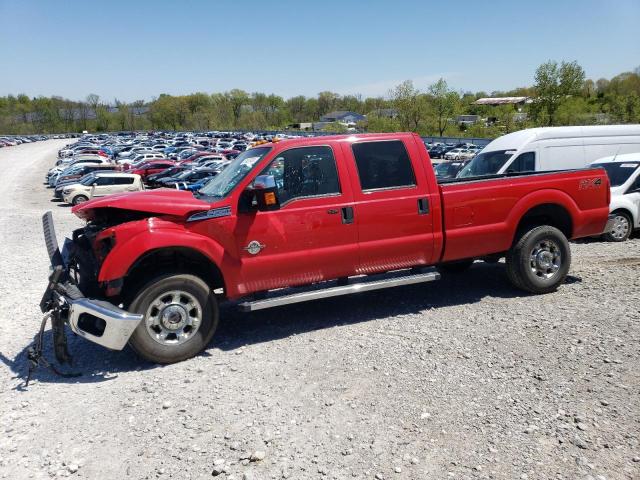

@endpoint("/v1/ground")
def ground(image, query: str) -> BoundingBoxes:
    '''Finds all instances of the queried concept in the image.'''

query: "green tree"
[389,80,427,132]
[532,60,585,126]
[427,78,459,137]
[322,122,348,133]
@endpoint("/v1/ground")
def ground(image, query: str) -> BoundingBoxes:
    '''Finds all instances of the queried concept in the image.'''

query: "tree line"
[1,61,639,136]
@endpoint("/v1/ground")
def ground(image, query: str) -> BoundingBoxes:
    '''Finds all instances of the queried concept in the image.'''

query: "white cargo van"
[457,125,640,178]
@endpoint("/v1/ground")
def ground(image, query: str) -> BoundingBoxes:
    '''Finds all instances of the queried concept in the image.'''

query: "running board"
[238,270,440,312]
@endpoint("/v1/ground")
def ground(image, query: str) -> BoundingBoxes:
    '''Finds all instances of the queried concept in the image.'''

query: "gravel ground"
[0,140,639,480]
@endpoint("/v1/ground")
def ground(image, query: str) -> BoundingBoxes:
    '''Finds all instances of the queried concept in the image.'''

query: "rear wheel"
[505,225,570,294]
[603,211,632,242]
[127,273,218,364]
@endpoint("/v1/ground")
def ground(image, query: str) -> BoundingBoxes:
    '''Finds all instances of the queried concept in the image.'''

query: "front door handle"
[327,209,339,215]
[418,198,429,215]
[341,206,354,224]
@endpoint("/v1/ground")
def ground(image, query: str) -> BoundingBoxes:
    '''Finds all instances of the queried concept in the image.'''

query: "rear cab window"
[351,140,416,191]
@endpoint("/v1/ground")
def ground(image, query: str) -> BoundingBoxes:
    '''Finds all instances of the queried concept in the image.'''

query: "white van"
[590,153,640,242]
[458,125,640,178]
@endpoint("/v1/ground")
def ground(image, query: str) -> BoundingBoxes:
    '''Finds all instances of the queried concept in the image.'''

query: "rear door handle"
[341,206,354,224]
[418,198,429,215]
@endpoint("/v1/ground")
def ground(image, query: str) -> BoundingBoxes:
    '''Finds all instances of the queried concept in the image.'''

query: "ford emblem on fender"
[244,240,265,255]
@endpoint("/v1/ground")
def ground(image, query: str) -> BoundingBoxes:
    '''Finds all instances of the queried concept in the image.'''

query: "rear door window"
[113,177,135,185]
[351,140,416,191]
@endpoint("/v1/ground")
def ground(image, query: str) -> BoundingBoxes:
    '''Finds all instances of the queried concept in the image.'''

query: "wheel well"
[122,247,225,299]
[610,208,633,220]
[514,203,573,244]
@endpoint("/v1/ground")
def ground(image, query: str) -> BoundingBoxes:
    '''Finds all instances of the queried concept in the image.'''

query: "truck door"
[234,144,359,294]
[341,138,435,274]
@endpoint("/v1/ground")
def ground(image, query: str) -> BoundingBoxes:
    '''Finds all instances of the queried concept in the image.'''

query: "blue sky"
[1,0,638,102]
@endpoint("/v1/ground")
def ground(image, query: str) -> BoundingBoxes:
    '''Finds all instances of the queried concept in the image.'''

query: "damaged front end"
[33,212,143,379]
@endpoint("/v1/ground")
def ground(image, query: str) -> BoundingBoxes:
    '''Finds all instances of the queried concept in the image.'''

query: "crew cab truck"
[40,133,612,364]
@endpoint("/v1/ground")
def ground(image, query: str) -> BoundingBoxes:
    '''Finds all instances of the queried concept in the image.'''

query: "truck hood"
[72,189,211,220]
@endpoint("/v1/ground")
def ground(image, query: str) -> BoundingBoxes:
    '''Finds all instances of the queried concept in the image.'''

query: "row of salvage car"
[45,133,249,205]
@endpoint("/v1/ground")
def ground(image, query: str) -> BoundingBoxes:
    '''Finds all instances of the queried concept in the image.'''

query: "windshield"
[198,147,271,198]
[593,162,640,187]
[457,150,515,178]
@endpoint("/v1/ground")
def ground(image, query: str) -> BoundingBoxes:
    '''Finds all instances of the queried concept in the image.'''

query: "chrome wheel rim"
[145,290,202,346]
[610,215,630,240]
[74,196,87,204]
[530,240,562,279]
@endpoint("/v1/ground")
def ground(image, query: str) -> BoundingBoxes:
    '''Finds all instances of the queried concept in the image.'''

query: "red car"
[128,160,176,181]
[40,133,611,364]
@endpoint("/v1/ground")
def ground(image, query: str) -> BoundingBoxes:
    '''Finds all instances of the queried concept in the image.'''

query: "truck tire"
[505,225,570,294]
[127,273,218,364]
[72,195,88,205]
[437,259,474,274]
[603,211,632,242]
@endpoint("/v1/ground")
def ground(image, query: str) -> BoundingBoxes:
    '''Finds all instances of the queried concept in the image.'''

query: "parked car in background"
[156,167,219,188]
[62,172,143,205]
[145,166,190,188]
[129,160,176,180]
[591,153,640,242]
[53,164,117,190]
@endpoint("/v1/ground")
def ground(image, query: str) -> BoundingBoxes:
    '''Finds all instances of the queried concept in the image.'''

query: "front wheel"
[505,226,571,294]
[127,273,218,364]
[72,194,88,205]
[603,212,632,242]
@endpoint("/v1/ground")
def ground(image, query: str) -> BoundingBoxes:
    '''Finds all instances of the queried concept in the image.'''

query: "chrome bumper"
[66,297,143,350]
[603,214,617,234]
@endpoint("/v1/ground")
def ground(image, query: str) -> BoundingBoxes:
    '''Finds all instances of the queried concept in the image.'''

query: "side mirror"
[244,175,280,212]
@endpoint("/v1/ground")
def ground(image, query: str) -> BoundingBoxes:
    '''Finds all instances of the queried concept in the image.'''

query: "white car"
[62,172,143,206]
[117,152,166,165]
[444,148,467,160]
[591,153,640,242]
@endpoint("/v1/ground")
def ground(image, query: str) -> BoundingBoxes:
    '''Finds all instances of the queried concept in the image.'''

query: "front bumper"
[65,297,143,350]
[41,211,143,351]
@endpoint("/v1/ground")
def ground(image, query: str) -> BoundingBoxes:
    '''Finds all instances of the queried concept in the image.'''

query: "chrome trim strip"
[238,271,440,312]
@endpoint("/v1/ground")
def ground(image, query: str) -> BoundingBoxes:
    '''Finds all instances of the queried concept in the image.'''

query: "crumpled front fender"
[97,217,228,286]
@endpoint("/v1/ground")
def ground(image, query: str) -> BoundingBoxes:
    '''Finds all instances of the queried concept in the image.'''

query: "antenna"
[611,145,622,162]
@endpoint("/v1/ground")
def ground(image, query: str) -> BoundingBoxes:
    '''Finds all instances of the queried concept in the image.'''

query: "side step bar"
[238,270,440,312]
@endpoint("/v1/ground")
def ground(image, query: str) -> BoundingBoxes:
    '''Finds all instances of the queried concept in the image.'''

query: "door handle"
[418,198,429,215]
[327,209,339,215]
[341,206,354,224]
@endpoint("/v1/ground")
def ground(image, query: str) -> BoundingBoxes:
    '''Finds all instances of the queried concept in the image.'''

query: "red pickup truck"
[39,133,611,364]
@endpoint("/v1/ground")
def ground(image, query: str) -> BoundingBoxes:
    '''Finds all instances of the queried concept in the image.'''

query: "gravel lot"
[0,140,639,480]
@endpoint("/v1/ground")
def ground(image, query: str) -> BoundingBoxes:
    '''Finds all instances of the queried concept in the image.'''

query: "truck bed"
[437,168,610,262]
